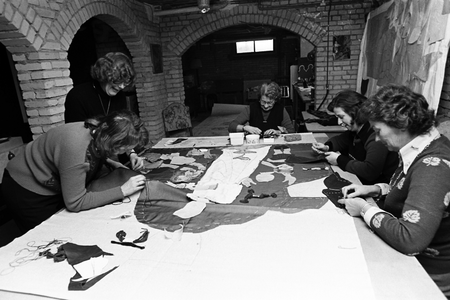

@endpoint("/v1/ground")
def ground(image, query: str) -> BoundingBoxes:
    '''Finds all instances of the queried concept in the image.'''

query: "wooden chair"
[162,102,193,137]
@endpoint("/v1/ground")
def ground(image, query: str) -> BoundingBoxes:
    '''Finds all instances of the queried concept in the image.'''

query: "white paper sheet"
[0,194,376,300]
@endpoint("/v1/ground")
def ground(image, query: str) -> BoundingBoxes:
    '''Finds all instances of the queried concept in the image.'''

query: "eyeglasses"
[260,99,275,106]
[111,82,128,89]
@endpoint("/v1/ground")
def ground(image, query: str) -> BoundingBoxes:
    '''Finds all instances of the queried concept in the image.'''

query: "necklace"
[97,93,111,116]
[93,84,111,116]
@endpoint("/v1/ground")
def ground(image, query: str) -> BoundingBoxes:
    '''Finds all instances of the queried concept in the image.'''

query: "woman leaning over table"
[228,82,295,136]
[338,85,450,298]
[1,110,149,235]
[312,90,398,184]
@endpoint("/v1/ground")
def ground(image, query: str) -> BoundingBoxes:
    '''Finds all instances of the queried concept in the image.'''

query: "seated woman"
[312,90,398,184]
[228,82,295,136]
[2,110,149,234]
[339,85,450,298]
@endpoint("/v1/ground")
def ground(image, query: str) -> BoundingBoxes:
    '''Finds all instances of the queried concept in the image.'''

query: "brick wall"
[159,1,372,111]
[0,0,373,142]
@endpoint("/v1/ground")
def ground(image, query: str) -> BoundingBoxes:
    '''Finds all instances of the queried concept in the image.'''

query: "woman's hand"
[324,151,339,165]
[341,184,380,198]
[129,153,144,170]
[312,142,329,154]
[243,125,262,135]
[337,197,367,217]
[264,129,281,137]
[120,174,146,197]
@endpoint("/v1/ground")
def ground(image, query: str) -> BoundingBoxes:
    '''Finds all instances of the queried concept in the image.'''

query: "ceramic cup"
[246,134,260,144]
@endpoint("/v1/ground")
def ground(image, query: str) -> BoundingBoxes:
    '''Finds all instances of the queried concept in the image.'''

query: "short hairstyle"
[85,110,149,158]
[260,82,281,102]
[361,84,436,136]
[90,52,136,86]
[327,90,367,126]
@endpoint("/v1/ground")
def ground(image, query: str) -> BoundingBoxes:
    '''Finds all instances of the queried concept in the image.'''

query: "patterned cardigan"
[364,132,450,275]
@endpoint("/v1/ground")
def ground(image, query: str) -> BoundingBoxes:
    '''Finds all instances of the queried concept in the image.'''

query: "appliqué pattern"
[372,214,384,228]
[403,210,420,223]
[422,157,440,166]
[444,192,450,207]
[422,247,440,257]
[443,159,450,168]
[397,178,405,190]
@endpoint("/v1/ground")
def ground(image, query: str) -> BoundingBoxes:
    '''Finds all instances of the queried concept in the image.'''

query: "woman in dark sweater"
[312,90,398,184]
[340,85,450,299]
[228,82,295,136]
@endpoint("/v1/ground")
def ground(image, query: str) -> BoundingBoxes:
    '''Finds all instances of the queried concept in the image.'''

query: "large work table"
[0,134,444,300]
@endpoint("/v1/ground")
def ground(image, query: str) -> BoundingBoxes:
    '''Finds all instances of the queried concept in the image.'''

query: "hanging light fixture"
[198,0,210,13]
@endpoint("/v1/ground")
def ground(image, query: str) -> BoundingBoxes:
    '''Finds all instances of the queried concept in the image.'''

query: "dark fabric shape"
[135,144,330,233]
[59,242,113,266]
[69,266,118,291]
[285,153,326,164]
[323,172,352,190]
[322,189,346,209]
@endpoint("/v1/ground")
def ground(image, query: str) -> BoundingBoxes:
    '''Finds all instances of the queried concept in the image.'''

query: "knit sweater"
[325,122,398,184]
[364,132,450,275]
[228,102,295,133]
[6,122,124,212]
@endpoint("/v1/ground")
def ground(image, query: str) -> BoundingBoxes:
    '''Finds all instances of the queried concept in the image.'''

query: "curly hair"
[327,90,367,126]
[90,52,136,86]
[85,110,149,158]
[260,82,281,102]
[361,84,436,136]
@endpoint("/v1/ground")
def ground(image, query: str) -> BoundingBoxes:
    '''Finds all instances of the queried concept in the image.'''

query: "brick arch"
[0,3,42,52]
[0,0,155,137]
[167,9,327,55]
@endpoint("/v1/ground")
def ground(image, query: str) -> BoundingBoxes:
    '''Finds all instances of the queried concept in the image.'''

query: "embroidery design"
[403,210,420,223]
[422,247,440,257]
[397,178,405,190]
[444,192,450,207]
[422,157,440,166]
[372,214,384,228]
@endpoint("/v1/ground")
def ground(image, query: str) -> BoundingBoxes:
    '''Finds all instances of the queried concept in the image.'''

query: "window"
[236,39,274,54]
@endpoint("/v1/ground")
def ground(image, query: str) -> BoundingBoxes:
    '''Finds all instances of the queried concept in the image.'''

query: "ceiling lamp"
[198,0,210,13]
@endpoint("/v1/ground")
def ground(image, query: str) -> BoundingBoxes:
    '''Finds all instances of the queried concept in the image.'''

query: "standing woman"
[65,52,144,170]
[64,52,136,122]
[312,90,398,184]
[2,110,149,234]
[228,82,295,136]
[339,85,450,298]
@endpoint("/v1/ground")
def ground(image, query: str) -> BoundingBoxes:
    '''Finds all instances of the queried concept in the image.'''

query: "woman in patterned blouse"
[338,84,450,298]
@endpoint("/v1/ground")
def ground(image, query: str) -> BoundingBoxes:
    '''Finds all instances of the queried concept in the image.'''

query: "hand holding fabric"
[341,183,380,198]
[337,197,367,217]
[264,129,280,137]
[120,174,146,197]
[129,153,144,170]
[244,125,262,135]
[311,142,329,154]
[324,151,339,165]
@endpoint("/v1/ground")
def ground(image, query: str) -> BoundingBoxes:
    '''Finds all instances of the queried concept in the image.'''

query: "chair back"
[162,102,193,136]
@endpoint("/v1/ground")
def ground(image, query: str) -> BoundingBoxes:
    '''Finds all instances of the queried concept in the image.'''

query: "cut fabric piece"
[69,266,118,291]
[323,172,352,190]
[286,153,326,164]
[322,189,346,209]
